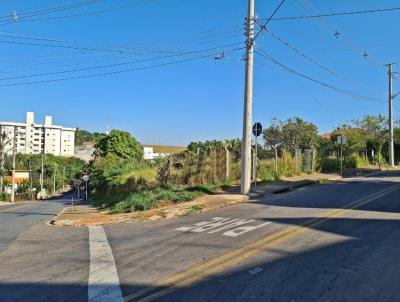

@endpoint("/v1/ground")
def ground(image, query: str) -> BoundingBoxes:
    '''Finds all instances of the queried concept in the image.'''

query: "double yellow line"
[124,184,400,302]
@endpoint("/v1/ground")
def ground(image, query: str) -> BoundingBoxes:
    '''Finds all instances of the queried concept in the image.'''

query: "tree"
[263,117,319,151]
[331,126,368,157]
[75,129,94,145]
[225,138,242,161]
[354,115,389,165]
[187,140,225,153]
[95,130,143,162]
[262,118,282,145]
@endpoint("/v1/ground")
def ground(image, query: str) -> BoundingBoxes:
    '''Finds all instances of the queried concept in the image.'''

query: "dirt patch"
[52,173,342,227]
[52,193,248,227]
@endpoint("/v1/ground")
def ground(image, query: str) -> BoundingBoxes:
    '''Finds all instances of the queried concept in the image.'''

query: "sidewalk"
[255,173,341,195]
[51,173,341,227]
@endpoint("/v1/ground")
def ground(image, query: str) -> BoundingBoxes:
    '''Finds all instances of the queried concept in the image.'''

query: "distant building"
[74,142,96,162]
[321,133,332,140]
[143,146,162,160]
[143,145,186,160]
[0,112,75,156]
[4,170,30,184]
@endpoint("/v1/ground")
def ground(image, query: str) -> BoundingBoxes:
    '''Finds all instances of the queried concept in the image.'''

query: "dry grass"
[143,145,186,154]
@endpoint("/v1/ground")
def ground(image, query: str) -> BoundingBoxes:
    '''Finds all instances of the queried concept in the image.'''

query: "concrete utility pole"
[387,63,395,167]
[241,0,255,195]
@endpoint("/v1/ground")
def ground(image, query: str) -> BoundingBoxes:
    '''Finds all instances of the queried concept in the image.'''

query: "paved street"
[0,192,75,254]
[0,171,399,302]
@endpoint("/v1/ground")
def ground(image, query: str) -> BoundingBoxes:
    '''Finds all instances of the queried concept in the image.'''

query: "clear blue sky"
[0,0,399,146]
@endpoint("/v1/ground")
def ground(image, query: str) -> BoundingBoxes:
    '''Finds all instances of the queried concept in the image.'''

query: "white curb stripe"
[88,226,123,302]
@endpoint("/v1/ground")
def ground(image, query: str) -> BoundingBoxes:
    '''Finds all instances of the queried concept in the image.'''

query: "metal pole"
[11,128,16,203]
[340,143,343,176]
[275,147,278,173]
[63,167,66,191]
[29,161,33,200]
[85,180,88,200]
[388,63,395,167]
[53,163,56,195]
[254,135,258,190]
[40,153,44,192]
[241,0,255,195]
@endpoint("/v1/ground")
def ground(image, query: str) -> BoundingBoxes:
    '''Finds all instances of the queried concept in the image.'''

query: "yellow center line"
[123,184,400,302]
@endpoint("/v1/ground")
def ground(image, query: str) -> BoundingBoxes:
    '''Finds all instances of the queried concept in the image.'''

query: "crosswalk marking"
[88,226,123,302]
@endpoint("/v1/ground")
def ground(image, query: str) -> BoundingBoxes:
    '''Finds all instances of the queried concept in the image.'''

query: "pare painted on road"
[176,217,271,237]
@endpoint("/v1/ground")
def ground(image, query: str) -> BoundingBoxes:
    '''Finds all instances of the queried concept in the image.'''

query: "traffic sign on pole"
[252,122,263,137]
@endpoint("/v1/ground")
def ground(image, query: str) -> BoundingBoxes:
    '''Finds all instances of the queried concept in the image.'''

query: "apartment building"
[0,112,76,156]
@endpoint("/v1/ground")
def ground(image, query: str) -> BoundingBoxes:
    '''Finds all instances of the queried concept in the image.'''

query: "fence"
[159,147,317,186]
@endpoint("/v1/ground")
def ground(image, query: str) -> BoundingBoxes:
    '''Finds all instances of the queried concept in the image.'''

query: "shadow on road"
[0,172,399,302]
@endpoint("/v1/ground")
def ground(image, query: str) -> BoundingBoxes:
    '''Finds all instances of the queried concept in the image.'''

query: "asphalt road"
[0,171,399,302]
[0,191,75,253]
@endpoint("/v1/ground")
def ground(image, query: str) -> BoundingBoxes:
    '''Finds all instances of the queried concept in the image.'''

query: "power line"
[0,0,106,21]
[297,0,385,68]
[0,0,158,26]
[0,39,130,53]
[0,38,187,55]
[0,23,244,56]
[0,45,245,86]
[194,5,400,41]
[271,6,400,21]
[0,44,243,81]
[0,33,194,56]
[0,52,140,74]
[253,0,286,42]
[265,28,385,96]
[255,49,386,103]
[0,35,242,73]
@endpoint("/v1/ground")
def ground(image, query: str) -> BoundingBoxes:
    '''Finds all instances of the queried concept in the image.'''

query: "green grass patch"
[111,193,157,213]
[101,185,210,214]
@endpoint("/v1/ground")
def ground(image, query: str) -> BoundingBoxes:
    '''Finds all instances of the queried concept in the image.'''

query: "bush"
[0,192,10,202]
[112,193,156,213]
[321,157,340,173]
[347,153,369,168]
[103,185,207,214]
[155,189,202,203]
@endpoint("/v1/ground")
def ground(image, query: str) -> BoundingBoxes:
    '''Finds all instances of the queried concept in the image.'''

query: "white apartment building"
[0,112,76,156]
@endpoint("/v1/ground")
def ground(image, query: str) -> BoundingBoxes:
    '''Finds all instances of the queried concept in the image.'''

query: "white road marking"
[88,226,123,302]
[223,222,271,237]
[176,217,271,237]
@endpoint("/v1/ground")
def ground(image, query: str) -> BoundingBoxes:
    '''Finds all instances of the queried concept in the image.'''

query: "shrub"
[112,193,156,213]
[154,188,203,203]
[0,192,10,202]
[347,153,369,168]
[321,157,340,173]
